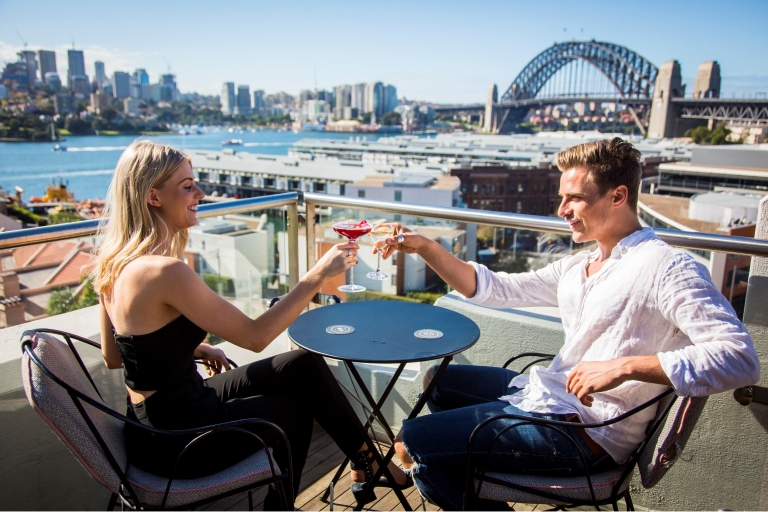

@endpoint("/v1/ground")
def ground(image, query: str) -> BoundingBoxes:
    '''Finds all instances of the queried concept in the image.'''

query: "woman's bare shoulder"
[120,255,193,284]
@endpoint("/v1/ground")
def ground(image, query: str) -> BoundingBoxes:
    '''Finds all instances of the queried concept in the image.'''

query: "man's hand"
[377,223,427,260]
[566,355,671,407]
[195,343,232,376]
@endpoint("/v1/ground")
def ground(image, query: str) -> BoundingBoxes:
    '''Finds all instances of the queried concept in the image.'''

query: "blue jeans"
[400,364,617,510]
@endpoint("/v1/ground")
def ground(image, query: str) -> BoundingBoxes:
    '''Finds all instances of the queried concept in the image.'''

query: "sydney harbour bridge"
[435,40,768,137]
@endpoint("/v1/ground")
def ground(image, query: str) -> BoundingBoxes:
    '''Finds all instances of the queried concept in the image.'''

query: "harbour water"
[0,130,382,200]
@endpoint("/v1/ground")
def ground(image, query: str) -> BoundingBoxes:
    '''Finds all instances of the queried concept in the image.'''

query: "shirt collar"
[613,227,656,257]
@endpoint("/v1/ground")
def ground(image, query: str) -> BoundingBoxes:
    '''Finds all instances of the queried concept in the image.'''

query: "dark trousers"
[126,349,365,509]
[400,364,617,510]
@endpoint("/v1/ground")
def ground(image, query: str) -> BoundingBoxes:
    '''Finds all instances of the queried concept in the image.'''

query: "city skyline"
[1,0,767,103]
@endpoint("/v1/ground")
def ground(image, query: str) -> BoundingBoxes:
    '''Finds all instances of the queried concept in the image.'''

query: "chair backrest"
[20,330,127,493]
[636,393,708,488]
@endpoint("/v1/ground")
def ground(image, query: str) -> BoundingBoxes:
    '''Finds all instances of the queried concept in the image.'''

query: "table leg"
[408,355,453,420]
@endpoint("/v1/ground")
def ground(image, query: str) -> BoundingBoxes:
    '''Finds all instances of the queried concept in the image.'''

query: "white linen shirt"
[461,228,759,463]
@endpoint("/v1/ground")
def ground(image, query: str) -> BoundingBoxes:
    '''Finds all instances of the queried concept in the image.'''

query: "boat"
[221,139,243,146]
[52,144,66,152]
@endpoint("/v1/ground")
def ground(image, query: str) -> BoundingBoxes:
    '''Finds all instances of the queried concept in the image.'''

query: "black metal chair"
[20,328,294,510]
[463,352,708,511]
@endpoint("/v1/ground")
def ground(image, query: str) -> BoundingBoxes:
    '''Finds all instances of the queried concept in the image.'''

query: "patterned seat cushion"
[21,331,127,492]
[127,449,281,508]
[476,464,631,506]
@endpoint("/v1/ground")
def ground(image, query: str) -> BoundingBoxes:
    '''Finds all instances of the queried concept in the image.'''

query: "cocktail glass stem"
[349,237,357,287]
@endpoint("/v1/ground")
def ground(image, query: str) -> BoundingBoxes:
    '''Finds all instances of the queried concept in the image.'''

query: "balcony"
[1,192,767,510]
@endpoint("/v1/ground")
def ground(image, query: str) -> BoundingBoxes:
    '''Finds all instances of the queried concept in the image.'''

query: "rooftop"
[639,193,723,233]
[351,173,460,190]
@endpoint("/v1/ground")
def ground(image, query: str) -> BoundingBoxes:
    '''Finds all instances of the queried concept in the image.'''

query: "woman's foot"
[393,432,416,470]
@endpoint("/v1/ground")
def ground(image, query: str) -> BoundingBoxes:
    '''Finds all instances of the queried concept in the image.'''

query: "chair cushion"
[476,464,631,506]
[126,449,280,508]
[21,331,128,493]
[636,395,708,488]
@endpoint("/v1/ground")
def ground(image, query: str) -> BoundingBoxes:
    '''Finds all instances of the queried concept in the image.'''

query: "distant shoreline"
[0,131,177,143]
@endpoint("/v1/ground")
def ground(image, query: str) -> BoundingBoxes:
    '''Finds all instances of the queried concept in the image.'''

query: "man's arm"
[378,224,478,297]
[566,356,672,407]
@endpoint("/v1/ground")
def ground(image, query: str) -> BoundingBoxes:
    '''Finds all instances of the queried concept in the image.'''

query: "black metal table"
[288,300,480,511]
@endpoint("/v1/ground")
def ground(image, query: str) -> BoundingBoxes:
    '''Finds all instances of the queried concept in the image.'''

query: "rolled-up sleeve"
[656,254,760,396]
[458,261,561,309]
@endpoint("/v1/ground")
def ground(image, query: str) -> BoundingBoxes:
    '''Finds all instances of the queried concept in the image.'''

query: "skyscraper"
[351,83,366,113]
[134,69,149,85]
[221,82,235,114]
[160,74,178,101]
[38,50,57,81]
[236,85,251,115]
[253,89,265,114]
[94,61,107,84]
[334,85,352,117]
[112,71,131,99]
[384,84,398,113]
[17,51,38,86]
[364,82,384,117]
[67,49,86,90]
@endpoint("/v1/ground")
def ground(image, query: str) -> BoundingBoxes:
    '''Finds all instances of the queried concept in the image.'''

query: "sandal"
[349,450,377,506]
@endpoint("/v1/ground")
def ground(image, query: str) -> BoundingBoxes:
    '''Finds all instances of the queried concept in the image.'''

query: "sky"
[2,0,767,104]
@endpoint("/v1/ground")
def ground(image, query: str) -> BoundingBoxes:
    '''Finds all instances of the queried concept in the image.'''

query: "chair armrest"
[502,352,556,370]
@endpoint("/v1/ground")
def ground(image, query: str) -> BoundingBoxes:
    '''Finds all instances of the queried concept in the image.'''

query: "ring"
[396,234,405,244]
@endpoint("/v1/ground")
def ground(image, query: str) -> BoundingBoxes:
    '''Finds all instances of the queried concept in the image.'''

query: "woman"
[93,140,408,509]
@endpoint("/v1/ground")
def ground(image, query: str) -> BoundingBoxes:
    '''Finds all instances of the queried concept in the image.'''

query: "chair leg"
[625,490,634,511]
[106,492,117,511]
[247,490,253,511]
[611,499,619,511]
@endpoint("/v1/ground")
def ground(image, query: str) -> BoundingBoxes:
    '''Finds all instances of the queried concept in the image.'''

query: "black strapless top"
[114,315,207,391]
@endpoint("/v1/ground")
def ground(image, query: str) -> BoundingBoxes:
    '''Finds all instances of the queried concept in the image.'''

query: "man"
[377,138,760,510]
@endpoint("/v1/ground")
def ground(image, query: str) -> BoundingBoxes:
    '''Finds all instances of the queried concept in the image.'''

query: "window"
[499,185,504,194]
[289,180,300,190]
[314,182,326,193]
[358,190,366,198]
[533,183,538,194]
[473,184,478,193]
[517,183,523,193]
[264,178,275,188]
[516,201,522,213]
[394,190,402,201]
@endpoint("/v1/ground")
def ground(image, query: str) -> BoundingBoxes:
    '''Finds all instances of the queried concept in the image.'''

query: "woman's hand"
[307,241,359,283]
[195,342,232,376]
[377,224,427,260]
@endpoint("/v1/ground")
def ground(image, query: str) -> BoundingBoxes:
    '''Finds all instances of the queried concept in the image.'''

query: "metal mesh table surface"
[287,301,479,364]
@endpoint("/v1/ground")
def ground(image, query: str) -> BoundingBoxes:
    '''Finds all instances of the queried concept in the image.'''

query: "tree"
[380,111,401,126]
[46,278,99,316]
[100,107,118,122]
[65,117,91,134]
[359,112,372,124]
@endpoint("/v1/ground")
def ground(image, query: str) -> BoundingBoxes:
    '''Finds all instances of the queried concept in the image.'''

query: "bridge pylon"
[483,84,498,133]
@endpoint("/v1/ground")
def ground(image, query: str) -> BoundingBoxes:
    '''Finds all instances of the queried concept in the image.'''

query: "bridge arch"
[500,41,658,103]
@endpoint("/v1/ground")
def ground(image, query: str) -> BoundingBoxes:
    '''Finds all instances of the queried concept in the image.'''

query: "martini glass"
[332,218,371,293]
[367,224,395,280]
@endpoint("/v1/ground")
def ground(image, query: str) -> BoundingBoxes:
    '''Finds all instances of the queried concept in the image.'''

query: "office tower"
[0,84,7,99]
[38,50,57,81]
[315,89,331,102]
[160,74,178,101]
[236,84,251,115]
[253,89,265,114]
[334,85,352,116]
[94,61,107,83]
[17,51,38,86]
[71,76,90,96]
[54,93,76,114]
[364,81,384,117]
[351,83,366,112]
[44,73,61,92]
[221,82,235,114]
[67,49,86,89]
[384,84,398,113]
[134,68,149,85]
[112,71,131,99]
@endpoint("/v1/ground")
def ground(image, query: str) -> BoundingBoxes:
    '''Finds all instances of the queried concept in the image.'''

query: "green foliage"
[65,117,91,134]
[345,290,422,303]
[202,273,235,296]
[48,211,83,224]
[46,279,99,316]
[684,122,741,145]
[7,203,47,226]
[380,111,402,126]
[487,251,531,274]
[404,291,444,305]
[359,112,372,124]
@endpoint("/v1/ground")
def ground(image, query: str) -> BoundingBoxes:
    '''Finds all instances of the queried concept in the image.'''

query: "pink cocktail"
[332,219,371,293]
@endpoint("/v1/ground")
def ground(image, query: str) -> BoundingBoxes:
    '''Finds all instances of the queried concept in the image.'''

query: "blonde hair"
[92,140,191,296]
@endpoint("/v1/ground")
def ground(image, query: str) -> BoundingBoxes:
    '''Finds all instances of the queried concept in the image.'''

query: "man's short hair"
[556,137,643,210]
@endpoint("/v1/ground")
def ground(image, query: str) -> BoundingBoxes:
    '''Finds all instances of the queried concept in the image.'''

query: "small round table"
[288,300,480,511]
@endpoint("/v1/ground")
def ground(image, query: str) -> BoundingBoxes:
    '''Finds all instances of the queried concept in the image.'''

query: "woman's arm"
[157,241,358,353]
[99,298,123,369]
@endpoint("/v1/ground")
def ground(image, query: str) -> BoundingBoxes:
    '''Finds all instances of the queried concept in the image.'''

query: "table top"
[287,301,480,363]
